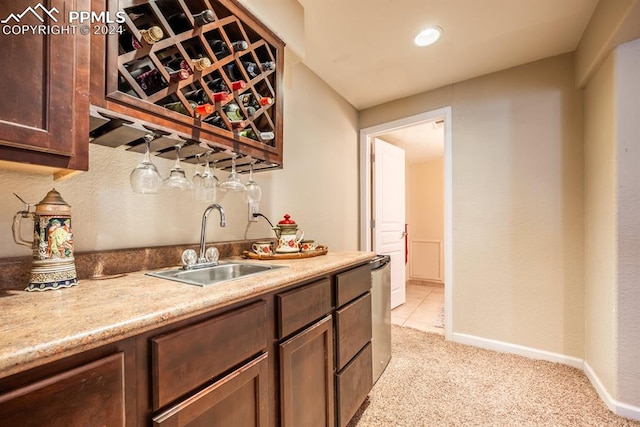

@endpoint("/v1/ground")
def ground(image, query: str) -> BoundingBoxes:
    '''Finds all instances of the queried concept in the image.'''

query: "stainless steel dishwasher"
[370,254,391,384]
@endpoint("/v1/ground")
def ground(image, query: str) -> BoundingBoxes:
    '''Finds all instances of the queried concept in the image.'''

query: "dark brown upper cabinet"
[0,0,91,176]
[90,0,285,169]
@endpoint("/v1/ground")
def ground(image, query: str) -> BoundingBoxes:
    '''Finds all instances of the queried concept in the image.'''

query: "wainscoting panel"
[409,240,442,282]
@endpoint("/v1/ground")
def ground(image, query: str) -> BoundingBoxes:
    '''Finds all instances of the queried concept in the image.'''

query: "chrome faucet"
[197,203,226,266]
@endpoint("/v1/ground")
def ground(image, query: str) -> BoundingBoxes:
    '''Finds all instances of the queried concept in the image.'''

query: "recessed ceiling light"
[414,26,442,47]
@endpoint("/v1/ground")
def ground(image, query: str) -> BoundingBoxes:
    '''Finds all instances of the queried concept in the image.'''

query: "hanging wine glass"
[243,161,262,202]
[192,154,205,201]
[219,152,244,192]
[130,134,162,194]
[162,144,193,191]
[201,151,218,201]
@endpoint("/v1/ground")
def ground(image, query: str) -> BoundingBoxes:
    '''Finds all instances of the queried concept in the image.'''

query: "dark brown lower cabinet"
[0,352,125,427]
[152,352,269,427]
[334,266,373,427]
[0,261,374,427]
[150,301,267,410]
[336,343,373,427]
[280,315,335,427]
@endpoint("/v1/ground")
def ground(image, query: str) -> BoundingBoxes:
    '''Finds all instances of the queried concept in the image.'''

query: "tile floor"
[391,282,444,335]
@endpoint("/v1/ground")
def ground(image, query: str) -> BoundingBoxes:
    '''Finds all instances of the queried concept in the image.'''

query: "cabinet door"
[280,315,334,427]
[0,0,90,171]
[0,352,125,427]
[152,352,269,427]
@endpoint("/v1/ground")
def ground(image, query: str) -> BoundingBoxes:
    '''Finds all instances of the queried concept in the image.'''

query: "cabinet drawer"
[153,353,269,427]
[335,264,371,307]
[277,278,332,339]
[151,301,267,409]
[0,353,125,426]
[336,343,373,427]
[335,293,372,371]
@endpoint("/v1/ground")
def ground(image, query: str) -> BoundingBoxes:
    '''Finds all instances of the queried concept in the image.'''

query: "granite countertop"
[0,250,375,380]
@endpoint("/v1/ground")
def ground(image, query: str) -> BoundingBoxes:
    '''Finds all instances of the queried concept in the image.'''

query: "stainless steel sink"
[146,262,285,287]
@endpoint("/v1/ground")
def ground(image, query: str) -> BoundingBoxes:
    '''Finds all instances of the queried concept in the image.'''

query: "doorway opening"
[359,107,452,340]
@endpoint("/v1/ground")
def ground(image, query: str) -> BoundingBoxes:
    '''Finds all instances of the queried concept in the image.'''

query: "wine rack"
[91,0,284,169]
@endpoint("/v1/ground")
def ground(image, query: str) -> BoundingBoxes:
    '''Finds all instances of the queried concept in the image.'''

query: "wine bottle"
[167,9,215,33]
[184,88,210,104]
[230,80,246,91]
[163,101,198,115]
[203,112,227,129]
[239,128,257,139]
[133,68,166,93]
[210,91,228,102]
[192,56,211,71]
[260,96,274,106]
[241,93,273,108]
[206,77,228,93]
[240,94,273,116]
[164,100,213,117]
[186,78,230,103]
[239,129,274,141]
[164,58,191,74]
[258,131,275,140]
[208,39,248,59]
[226,61,275,80]
[223,103,244,122]
[130,66,187,92]
[139,26,164,45]
[193,9,215,25]
[194,103,214,116]
[167,67,190,82]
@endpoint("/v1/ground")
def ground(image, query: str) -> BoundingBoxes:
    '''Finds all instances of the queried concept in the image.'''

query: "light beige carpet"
[350,325,640,426]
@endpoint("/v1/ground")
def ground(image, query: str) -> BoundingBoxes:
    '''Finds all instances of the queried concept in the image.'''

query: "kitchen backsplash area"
[0,143,276,261]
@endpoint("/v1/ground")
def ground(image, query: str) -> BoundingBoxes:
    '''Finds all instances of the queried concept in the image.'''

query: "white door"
[372,138,406,309]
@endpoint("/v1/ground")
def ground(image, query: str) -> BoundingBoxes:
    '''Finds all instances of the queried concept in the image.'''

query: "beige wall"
[406,158,444,282]
[266,62,360,250]
[361,53,585,357]
[583,37,640,410]
[0,62,359,258]
[613,38,640,406]
[583,46,617,400]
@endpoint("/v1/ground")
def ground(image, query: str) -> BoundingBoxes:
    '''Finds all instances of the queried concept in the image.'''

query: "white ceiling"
[298,0,599,110]
[378,121,444,164]
[296,0,599,160]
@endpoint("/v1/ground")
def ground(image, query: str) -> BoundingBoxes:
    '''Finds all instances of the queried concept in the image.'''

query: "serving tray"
[243,245,328,260]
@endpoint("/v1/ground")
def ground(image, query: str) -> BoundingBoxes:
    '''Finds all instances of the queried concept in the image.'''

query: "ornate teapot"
[273,214,304,253]
[13,189,78,291]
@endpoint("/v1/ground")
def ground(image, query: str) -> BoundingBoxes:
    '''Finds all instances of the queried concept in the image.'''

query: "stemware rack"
[90,106,277,172]
[90,0,284,169]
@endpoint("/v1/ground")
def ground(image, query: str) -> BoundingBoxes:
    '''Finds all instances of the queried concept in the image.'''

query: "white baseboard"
[583,361,640,421]
[452,332,583,368]
[451,333,640,421]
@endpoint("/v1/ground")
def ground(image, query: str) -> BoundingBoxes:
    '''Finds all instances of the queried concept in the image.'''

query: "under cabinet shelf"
[89,107,278,172]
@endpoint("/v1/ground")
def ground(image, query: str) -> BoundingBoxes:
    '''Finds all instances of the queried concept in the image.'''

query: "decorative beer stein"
[273,214,304,253]
[13,189,78,291]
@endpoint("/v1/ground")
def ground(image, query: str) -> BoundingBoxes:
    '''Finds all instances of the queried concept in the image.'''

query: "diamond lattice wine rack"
[90,0,284,170]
